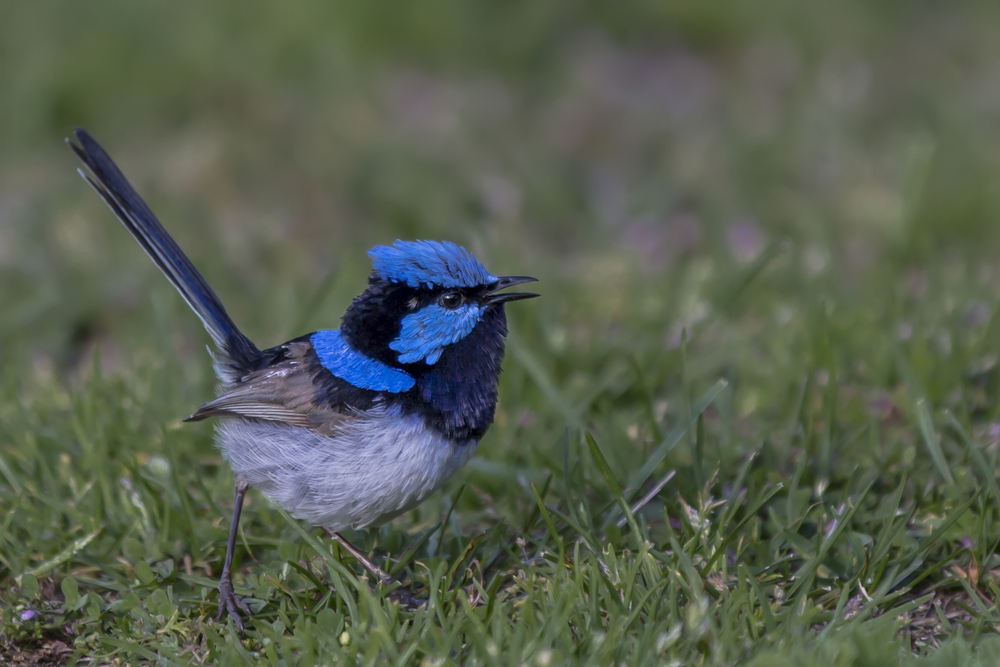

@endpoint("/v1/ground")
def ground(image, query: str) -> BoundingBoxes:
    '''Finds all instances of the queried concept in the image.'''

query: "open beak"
[487,275,539,305]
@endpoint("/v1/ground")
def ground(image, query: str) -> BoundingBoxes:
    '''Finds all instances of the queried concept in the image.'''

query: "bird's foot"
[217,574,253,633]
[386,584,426,609]
[329,531,392,585]
[327,530,426,608]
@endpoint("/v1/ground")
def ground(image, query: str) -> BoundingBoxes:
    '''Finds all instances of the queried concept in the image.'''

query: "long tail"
[68,128,260,382]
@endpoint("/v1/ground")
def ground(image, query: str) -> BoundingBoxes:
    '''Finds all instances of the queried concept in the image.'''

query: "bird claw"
[386,584,426,609]
[217,575,252,633]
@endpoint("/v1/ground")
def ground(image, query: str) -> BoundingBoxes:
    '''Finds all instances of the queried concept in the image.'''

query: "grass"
[7,1,1000,665]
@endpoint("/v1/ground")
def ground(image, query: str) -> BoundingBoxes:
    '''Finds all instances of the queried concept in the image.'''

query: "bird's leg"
[327,530,392,585]
[217,480,253,632]
[326,529,424,608]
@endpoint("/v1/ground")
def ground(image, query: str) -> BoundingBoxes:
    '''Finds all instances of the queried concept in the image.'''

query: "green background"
[5,1,1000,664]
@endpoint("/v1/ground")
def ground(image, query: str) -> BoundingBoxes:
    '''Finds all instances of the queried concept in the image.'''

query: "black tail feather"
[68,128,260,380]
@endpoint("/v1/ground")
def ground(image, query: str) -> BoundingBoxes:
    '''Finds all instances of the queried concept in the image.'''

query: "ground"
[5,1,1000,665]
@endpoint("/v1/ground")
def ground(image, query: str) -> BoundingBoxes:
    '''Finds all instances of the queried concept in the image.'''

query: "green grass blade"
[914,399,955,486]
[587,432,642,549]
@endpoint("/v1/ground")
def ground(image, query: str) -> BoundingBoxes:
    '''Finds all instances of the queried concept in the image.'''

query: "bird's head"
[340,240,538,370]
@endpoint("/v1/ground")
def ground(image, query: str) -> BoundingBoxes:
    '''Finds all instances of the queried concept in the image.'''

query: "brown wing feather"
[185,341,347,432]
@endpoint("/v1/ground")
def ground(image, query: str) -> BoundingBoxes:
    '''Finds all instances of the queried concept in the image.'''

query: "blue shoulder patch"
[368,240,498,289]
[311,329,415,393]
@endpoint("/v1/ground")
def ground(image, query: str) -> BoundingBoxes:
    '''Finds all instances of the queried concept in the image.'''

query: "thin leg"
[326,529,392,585]
[325,529,424,608]
[217,480,252,632]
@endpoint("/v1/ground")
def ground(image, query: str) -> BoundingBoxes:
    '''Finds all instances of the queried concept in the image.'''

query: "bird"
[67,128,538,631]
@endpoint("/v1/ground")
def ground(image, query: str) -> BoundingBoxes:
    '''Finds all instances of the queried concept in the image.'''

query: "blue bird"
[67,128,538,630]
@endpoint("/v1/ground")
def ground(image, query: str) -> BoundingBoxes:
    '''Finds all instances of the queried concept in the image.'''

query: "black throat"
[402,305,508,441]
[340,279,509,441]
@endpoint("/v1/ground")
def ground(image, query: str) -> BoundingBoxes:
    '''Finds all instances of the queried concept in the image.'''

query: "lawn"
[5,1,1000,665]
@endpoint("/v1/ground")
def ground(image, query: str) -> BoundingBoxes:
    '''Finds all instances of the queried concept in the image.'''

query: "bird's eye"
[439,292,463,309]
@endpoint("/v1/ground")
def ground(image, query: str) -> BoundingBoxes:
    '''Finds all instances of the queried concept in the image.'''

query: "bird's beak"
[487,275,540,304]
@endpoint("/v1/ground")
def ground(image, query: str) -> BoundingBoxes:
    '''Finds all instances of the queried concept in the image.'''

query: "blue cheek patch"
[311,329,415,393]
[390,303,484,364]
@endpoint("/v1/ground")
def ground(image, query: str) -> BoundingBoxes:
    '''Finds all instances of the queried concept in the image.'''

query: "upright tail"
[68,128,260,383]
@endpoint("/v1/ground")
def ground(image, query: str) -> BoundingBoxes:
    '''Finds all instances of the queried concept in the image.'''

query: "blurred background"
[5,0,1000,481]
[9,6,1000,658]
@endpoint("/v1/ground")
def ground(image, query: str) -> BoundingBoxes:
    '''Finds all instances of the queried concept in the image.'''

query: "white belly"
[215,407,477,531]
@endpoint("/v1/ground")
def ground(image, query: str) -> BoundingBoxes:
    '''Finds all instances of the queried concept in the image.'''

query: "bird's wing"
[185,339,371,432]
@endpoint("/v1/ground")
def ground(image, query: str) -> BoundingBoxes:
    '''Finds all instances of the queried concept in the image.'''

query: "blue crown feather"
[368,240,498,289]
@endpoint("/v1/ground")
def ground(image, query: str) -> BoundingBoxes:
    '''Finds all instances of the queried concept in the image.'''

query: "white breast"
[215,407,477,531]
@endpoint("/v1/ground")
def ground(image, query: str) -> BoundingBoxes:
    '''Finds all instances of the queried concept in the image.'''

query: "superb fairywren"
[68,128,538,630]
